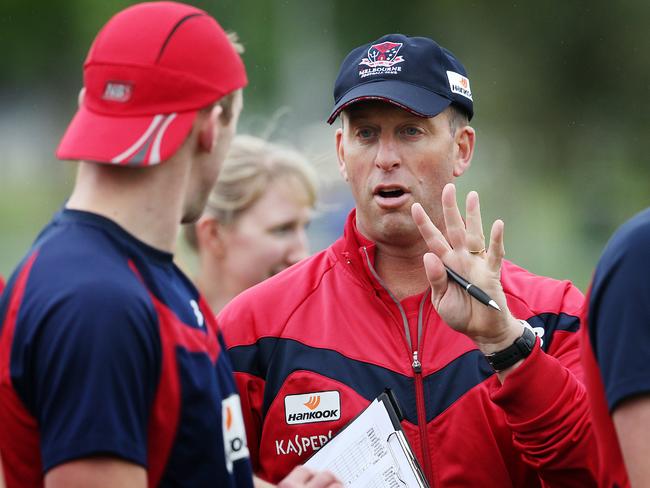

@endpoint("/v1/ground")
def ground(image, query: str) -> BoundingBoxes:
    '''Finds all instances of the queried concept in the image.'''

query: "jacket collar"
[332,209,433,346]
[333,209,390,295]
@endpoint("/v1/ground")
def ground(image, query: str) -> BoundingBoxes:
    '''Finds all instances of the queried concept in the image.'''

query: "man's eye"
[403,127,421,136]
[357,128,374,139]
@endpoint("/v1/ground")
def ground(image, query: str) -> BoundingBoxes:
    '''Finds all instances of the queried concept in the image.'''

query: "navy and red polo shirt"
[582,208,650,487]
[0,209,253,487]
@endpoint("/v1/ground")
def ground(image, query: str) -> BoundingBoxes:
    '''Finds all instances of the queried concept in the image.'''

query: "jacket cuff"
[488,337,570,421]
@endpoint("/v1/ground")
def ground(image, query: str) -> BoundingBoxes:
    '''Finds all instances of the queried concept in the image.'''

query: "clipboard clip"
[386,431,409,487]
[387,430,430,488]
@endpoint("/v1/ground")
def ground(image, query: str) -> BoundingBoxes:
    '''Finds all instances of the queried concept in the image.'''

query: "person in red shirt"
[219,33,600,486]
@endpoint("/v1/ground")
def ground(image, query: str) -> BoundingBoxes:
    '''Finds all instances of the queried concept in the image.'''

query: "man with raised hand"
[220,34,600,486]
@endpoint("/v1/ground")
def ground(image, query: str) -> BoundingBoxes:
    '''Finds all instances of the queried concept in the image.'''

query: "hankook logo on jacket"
[284,391,340,425]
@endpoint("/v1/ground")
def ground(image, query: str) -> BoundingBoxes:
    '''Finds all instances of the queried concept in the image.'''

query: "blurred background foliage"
[1,0,649,290]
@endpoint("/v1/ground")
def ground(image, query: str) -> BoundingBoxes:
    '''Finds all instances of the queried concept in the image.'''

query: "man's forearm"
[613,395,650,487]
[44,458,146,488]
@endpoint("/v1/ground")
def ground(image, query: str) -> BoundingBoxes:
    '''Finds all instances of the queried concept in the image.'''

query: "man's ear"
[452,125,475,177]
[195,215,226,258]
[198,105,224,154]
[335,128,349,181]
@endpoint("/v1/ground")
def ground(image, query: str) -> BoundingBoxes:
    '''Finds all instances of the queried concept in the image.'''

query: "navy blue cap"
[328,34,473,124]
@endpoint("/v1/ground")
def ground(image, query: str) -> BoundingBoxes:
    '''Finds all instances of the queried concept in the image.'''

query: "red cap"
[56,1,247,166]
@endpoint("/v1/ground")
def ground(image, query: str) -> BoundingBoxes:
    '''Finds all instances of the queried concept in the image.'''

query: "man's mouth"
[376,188,405,198]
[373,185,410,209]
[374,185,408,198]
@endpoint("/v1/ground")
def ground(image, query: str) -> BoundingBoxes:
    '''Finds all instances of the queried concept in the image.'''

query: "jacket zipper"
[362,247,434,483]
[413,294,434,483]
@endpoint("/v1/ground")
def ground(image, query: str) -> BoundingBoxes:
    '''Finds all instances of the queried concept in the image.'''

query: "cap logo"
[358,41,404,79]
[360,41,404,68]
[102,81,133,102]
[446,71,472,101]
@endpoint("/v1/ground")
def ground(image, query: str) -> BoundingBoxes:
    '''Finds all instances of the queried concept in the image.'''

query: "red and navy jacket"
[220,210,600,487]
[580,209,650,488]
[0,209,253,487]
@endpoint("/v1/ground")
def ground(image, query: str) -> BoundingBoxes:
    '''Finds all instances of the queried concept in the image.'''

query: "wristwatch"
[484,321,537,372]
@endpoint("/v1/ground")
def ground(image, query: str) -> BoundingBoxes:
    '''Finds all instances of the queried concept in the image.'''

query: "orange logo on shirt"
[303,396,321,410]
[225,406,233,430]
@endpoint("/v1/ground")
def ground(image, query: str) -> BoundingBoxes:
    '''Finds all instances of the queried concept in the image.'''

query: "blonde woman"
[185,134,317,313]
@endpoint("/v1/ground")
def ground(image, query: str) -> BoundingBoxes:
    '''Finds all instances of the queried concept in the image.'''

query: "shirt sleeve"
[589,220,650,411]
[15,278,161,472]
[489,283,600,486]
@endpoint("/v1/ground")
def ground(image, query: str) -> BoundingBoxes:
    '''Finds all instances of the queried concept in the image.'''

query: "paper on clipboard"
[304,392,429,487]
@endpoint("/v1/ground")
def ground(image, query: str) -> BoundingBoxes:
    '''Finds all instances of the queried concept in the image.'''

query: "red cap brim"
[56,104,197,166]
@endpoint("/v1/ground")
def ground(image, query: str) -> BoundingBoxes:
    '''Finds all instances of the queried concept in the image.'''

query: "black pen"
[445,265,501,311]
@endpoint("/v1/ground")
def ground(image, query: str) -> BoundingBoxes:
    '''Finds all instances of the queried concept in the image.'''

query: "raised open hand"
[411,183,522,353]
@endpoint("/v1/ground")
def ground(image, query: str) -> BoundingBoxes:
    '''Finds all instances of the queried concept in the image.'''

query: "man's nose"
[374,136,400,171]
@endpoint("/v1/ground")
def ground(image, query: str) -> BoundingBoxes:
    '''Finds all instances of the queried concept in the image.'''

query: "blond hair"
[185,135,317,249]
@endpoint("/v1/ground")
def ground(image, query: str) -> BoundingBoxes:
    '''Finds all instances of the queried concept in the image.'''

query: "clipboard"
[304,389,430,487]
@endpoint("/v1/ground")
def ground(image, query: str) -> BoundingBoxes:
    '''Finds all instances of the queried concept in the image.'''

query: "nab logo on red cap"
[102,81,133,102]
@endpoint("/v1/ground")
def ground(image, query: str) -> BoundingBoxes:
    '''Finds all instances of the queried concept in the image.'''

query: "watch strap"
[484,322,537,372]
